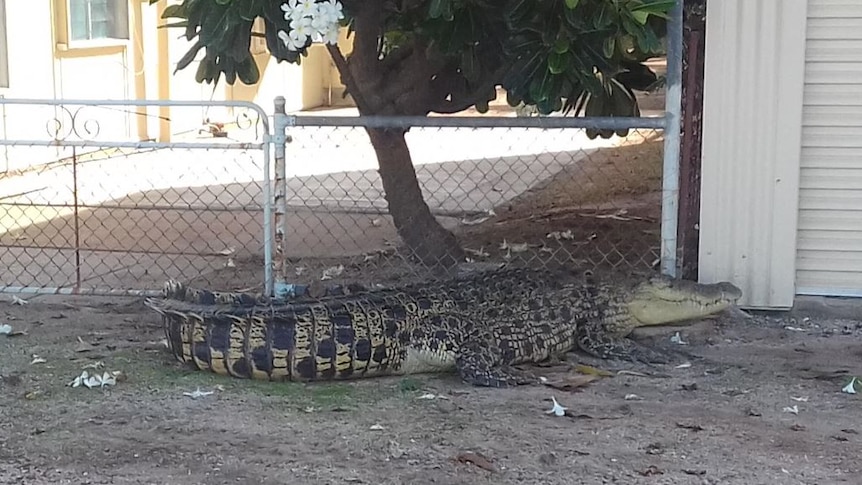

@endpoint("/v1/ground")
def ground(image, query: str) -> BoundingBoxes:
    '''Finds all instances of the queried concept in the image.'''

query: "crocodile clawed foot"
[455,352,539,388]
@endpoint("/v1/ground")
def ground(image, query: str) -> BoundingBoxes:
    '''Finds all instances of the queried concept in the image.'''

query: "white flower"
[277,29,295,50]
[317,0,344,22]
[321,26,340,45]
[311,10,333,32]
[295,0,318,18]
[279,0,344,51]
[290,15,314,36]
[280,2,292,20]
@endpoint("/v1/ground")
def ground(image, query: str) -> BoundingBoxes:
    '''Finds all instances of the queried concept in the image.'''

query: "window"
[0,0,8,88]
[68,0,128,42]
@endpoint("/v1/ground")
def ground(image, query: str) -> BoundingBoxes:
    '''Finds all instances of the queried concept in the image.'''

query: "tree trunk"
[366,127,465,269]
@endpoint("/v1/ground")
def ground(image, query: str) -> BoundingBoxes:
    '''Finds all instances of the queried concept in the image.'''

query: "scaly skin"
[144,268,742,387]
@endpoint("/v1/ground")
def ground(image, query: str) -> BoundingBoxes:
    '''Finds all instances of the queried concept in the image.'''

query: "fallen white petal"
[369,424,385,430]
[842,377,858,395]
[183,387,214,399]
[0,324,12,335]
[11,296,28,305]
[624,394,644,401]
[30,355,47,365]
[670,332,688,345]
[782,405,799,415]
[545,396,567,417]
[675,362,692,369]
[790,396,809,402]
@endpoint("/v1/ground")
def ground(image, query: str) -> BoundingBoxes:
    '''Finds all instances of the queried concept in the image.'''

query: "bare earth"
[1,131,861,484]
[0,293,860,485]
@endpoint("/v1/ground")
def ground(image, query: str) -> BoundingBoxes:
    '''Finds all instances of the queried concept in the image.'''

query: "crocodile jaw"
[624,276,743,327]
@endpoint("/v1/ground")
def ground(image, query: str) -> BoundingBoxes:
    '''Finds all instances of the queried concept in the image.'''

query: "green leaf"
[162,4,187,19]
[630,0,675,19]
[602,36,615,57]
[631,10,649,25]
[552,38,569,54]
[429,0,448,19]
[564,0,580,9]
[548,51,567,74]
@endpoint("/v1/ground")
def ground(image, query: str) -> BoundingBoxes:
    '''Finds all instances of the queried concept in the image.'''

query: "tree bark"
[365,127,465,268]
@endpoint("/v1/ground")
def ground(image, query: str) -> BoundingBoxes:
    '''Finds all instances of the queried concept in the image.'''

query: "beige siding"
[698,0,808,309]
[797,0,862,297]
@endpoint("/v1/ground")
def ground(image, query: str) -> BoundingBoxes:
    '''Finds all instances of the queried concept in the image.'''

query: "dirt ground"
[1,292,861,485]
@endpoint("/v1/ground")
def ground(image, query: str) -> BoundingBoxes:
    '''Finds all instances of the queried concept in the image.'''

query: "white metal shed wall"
[796,0,862,297]
[699,0,808,309]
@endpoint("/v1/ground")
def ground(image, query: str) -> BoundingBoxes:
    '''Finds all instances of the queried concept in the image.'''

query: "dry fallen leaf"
[542,375,600,392]
[455,452,496,472]
[574,364,614,377]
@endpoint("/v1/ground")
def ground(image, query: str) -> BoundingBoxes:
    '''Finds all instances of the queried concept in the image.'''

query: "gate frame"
[0,98,275,297]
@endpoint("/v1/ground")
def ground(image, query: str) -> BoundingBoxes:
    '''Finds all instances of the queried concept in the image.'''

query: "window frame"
[55,0,130,53]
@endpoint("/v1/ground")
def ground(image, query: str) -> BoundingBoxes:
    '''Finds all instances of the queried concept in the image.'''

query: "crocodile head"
[608,276,742,335]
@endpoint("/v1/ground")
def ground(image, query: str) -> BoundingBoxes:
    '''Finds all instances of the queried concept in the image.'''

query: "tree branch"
[326,44,372,114]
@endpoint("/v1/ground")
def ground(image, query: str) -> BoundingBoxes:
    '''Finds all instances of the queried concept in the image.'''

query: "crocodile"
[144,268,742,387]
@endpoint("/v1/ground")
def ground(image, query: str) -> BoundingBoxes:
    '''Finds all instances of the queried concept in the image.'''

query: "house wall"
[0,0,130,171]
[698,0,808,309]
[795,0,862,297]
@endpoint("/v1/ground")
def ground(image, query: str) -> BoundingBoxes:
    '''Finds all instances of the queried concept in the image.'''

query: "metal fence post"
[661,0,684,278]
[272,97,289,298]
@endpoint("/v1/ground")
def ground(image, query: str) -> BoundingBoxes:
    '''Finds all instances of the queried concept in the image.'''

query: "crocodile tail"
[159,280,268,306]
[144,297,185,365]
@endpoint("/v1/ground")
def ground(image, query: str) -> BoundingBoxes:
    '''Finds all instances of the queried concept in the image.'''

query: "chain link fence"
[272,113,668,295]
[0,93,677,297]
[0,99,274,296]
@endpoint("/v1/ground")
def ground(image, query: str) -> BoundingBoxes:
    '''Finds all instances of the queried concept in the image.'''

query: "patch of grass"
[108,349,397,409]
[397,377,424,393]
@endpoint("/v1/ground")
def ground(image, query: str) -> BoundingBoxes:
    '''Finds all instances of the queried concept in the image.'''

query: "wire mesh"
[0,99,271,295]
[277,121,665,292]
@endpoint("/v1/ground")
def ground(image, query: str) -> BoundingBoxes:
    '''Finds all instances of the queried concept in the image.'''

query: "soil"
[1,293,861,485]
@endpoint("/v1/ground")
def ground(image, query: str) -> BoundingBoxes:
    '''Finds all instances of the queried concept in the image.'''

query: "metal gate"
[0,99,274,297]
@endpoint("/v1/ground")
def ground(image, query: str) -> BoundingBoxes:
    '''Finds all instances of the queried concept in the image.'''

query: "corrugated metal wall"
[698,0,809,309]
[796,0,862,297]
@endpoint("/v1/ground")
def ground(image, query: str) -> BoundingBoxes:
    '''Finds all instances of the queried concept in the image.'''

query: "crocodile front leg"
[576,322,669,364]
[453,333,539,387]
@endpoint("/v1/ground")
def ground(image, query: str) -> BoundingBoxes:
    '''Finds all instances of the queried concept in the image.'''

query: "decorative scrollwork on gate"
[45,105,102,142]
